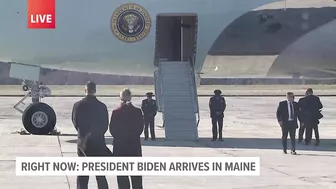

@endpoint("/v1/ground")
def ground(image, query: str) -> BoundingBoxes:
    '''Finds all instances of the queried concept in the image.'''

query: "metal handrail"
[154,61,164,113]
[154,70,161,112]
[188,57,200,127]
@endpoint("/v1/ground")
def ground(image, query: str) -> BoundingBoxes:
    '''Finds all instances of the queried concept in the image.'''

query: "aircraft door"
[181,16,198,63]
[155,16,181,61]
[155,15,198,63]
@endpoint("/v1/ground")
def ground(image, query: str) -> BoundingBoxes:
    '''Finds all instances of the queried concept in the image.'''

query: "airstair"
[155,61,199,140]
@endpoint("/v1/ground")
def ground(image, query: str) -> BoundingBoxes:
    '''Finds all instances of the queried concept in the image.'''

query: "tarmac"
[0,95,335,189]
[2,84,336,96]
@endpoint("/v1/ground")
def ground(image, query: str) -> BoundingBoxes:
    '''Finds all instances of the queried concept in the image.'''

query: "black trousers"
[77,176,108,189]
[117,176,143,189]
[305,123,320,143]
[144,116,155,139]
[77,147,110,189]
[211,116,223,140]
[281,123,296,151]
[298,123,305,142]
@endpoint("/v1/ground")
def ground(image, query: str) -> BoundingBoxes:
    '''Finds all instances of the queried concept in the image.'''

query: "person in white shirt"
[276,92,300,155]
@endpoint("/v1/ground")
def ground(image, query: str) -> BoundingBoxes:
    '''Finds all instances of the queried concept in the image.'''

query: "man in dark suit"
[141,92,157,140]
[300,88,323,146]
[209,89,226,141]
[109,88,144,189]
[72,81,111,189]
[276,92,300,155]
[298,92,308,143]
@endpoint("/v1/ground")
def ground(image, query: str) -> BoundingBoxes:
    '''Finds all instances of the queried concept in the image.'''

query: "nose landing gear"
[16,80,57,135]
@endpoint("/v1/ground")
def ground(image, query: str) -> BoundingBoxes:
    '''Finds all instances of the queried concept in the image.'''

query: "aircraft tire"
[22,102,57,135]
[22,85,28,91]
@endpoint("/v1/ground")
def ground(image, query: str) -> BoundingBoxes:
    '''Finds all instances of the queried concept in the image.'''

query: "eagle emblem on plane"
[111,3,151,42]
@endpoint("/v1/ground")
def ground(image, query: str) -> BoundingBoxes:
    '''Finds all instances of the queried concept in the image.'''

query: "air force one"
[0,0,335,138]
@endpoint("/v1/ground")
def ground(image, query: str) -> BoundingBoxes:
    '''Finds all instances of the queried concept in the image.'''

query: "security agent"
[276,92,300,155]
[141,92,157,140]
[298,91,308,143]
[299,88,323,146]
[209,89,226,141]
[72,81,111,189]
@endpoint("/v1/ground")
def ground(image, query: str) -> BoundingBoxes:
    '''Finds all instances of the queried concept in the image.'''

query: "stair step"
[160,63,190,66]
[161,92,193,95]
[164,107,195,110]
[162,90,192,93]
[164,130,198,140]
[164,117,196,119]
[161,77,191,81]
[163,105,195,108]
[165,122,197,126]
[163,110,195,114]
[163,97,194,99]
[157,61,198,140]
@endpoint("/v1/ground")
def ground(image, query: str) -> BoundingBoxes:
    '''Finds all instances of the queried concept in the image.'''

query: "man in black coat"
[209,89,226,141]
[72,81,111,189]
[300,88,323,146]
[141,92,157,140]
[298,92,308,143]
[110,89,144,189]
[276,92,300,155]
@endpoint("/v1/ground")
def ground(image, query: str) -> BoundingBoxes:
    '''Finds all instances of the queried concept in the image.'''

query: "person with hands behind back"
[72,81,111,189]
[109,88,144,189]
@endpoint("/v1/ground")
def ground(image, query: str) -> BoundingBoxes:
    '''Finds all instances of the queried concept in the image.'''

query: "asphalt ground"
[0,95,335,188]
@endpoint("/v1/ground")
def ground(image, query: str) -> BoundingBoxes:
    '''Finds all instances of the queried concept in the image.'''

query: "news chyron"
[16,157,261,176]
[28,0,56,29]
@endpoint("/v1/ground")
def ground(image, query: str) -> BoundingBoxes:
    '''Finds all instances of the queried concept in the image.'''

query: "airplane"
[0,0,335,138]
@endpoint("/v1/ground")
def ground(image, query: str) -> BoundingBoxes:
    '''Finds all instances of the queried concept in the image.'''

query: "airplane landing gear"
[22,103,56,135]
[22,85,29,91]
[21,80,31,91]
[15,81,57,135]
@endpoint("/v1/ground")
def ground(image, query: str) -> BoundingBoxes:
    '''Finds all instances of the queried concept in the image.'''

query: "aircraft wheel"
[22,103,57,135]
[22,85,29,91]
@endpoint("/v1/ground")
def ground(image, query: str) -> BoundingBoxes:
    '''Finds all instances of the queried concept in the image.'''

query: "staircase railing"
[154,69,163,113]
[188,56,200,127]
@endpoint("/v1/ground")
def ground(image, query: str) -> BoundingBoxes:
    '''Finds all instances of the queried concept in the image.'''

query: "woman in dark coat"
[109,88,144,189]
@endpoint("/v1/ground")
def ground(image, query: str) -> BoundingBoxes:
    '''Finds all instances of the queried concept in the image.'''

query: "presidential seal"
[111,3,151,43]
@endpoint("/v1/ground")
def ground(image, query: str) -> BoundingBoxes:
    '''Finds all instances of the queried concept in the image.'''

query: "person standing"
[276,92,299,155]
[141,92,157,140]
[72,81,111,189]
[298,92,308,143]
[301,88,323,146]
[109,88,144,189]
[209,89,226,141]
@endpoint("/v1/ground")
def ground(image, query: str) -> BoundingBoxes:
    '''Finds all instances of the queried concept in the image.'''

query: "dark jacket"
[299,95,323,124]
[141,99,157,117]
[209,95,226,118]
[72,95,110,156]
[298,97,305,122]
[276,100,300,128]
[109,103,144,156]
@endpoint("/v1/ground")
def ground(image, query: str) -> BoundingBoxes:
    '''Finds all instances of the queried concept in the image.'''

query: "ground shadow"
[297,153,336,158]
[65,137,336,152]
